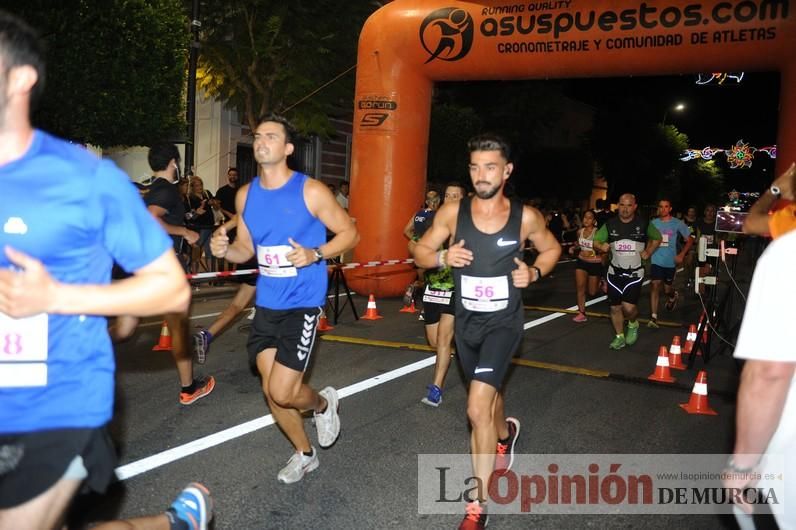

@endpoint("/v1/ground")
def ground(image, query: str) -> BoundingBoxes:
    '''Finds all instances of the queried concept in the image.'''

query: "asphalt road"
[67,249,767,530]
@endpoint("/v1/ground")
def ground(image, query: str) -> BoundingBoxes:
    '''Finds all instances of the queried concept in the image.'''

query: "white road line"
[523,279,651,330]
[115,356,436,481]
[117,281,650,480]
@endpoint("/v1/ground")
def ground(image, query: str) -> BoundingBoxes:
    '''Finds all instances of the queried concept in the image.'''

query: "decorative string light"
[695,72,745,85]
[681,140,777,169]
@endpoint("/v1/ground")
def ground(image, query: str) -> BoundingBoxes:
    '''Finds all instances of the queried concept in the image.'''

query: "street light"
[662,102,686,126]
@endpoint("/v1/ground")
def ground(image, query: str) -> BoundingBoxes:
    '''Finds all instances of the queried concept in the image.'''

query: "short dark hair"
[596,198,606,209]
[0,10,46,107]
[467,133,511,161]
[227,167,238,174]
[256,113,297,144]
[148,142,180,172]
[445,181,466,192]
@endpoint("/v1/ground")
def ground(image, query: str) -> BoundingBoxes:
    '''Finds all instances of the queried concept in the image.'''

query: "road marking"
[115,355,436,480]
[116,281,655,480]
[115,304,567,480]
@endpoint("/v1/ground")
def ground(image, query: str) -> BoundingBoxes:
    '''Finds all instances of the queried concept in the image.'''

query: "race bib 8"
[460,275,509,312]
[0,312,48,387]
[257,245,297,278]
[660,233,670,248]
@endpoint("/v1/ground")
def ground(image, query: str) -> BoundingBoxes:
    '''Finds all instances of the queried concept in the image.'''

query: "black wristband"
[532,266,542,282]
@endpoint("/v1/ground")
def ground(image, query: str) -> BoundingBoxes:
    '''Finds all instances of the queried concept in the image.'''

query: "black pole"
[185,0,200,176]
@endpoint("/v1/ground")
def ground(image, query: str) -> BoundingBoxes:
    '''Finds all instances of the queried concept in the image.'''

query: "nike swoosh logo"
[474,367,494,374]
[497,238,517,247]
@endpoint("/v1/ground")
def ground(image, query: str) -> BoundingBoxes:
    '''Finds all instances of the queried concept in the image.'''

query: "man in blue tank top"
[413,134,561,529]
[0,11,212,529]
[210,114,359,485]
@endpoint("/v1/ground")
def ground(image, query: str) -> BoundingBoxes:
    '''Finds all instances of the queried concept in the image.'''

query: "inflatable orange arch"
[348,0,795,297]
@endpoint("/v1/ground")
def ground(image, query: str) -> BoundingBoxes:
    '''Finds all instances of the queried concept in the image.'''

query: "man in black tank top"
[413,134,561,529]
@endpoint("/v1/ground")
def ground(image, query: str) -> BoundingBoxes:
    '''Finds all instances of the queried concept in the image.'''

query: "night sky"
[562,71,780,192]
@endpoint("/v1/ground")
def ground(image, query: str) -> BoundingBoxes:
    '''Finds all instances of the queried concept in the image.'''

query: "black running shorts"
[607,272,643,306]
[650,264,676,285]
[247,306,322,372]
[421,286,455,326]
[455,326,522,390]
[575,259,602,277]
[0,426,116,509]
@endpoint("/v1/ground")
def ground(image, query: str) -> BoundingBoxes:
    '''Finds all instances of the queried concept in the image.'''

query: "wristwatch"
[312,247,324,262]
[725,456,758,474]
[770,184,781,197]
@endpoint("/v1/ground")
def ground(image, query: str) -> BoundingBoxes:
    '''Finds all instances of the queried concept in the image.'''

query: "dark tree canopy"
[195,1,378,135]
[7,0,188,147]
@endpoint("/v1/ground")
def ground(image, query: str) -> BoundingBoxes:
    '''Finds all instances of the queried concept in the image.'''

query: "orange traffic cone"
[361,294,383,320]
[399,300,418,313]
[648,345,676,383]
[683,324,698,354]
[317,308,334,332]
[668,336,686,370]
[679,370,718,415]
[152,320,172,351]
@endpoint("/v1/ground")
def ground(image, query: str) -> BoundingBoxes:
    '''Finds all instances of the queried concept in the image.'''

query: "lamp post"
[662,102,686,126]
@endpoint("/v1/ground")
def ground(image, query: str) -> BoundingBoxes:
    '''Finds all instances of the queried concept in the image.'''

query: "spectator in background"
[139,143,216,405]
[336,181,349,210]
[216,167,239,222]
[743,162,796,239]
[695,203,717,294]
[547,209,564,242]
[723,161,796,528]
[683,206,699,288]
[594,198,612,228]
[723,229,796,528]
[184,175,217,273]
[0,11,212,529]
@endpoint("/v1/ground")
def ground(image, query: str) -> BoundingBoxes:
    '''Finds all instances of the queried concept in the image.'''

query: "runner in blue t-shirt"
[649,199,694,327]
[0,11,212,529]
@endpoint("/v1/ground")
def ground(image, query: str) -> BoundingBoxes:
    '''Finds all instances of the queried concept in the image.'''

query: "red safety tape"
[186,258,416,281]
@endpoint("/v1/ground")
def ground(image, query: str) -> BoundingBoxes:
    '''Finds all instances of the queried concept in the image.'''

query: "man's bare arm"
[413,203,458,269]
[0,247,189,318]
[522,206,561,278]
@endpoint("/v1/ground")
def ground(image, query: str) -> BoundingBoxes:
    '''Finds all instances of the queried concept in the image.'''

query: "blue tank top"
[243,172,327,309]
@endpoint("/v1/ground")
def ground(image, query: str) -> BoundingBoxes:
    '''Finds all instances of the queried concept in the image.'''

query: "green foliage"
[591,101,689,205]
[7,0,188,147]
[195,0,376,135]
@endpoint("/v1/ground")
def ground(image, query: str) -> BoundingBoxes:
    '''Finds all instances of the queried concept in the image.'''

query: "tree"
[7,0,188,147]
[590,99,688,205]
[194,1,377,135]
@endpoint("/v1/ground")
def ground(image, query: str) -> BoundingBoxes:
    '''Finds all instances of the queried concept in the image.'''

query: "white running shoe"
[277,448,319,484]
[314,387,340,448]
